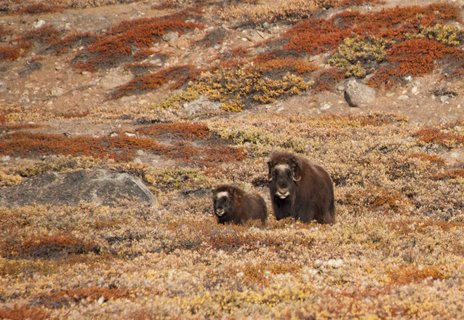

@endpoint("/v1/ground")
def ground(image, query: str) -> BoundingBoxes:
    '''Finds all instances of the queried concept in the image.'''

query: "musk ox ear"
[267,161,273,181]
[291,157,302,182]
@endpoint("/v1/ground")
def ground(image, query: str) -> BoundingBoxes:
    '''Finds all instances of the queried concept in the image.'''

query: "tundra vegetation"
[0,0,463,319]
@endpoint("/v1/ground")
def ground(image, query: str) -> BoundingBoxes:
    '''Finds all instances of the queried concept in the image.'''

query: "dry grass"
[1,234,100,259]
[1,1,464,318]
[223,0,340,25]
[0,132,165,162]
[35,287,130,308]
[387,265,448,285]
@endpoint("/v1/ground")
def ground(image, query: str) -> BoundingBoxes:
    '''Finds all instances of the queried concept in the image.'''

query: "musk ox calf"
[267,151,335,224]
[212,185,267,225]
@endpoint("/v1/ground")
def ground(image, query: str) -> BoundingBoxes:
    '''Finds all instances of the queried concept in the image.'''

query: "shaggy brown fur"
[268,151,335,224]
[212,185,267,225]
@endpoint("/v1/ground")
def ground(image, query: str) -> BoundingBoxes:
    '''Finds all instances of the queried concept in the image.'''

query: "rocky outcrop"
[0,169,155,207]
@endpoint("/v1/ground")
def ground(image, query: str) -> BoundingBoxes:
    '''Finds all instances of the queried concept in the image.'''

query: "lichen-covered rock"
[0,169,154,207]
[344,79,376,107]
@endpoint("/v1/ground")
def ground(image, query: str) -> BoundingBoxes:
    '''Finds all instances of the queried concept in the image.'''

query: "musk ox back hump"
[212,185,267,225]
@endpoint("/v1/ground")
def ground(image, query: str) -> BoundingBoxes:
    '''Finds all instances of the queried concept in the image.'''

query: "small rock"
[162,31,179,43]
[325,259,344,268]
[411,86,419,95]
[50,87,65,97]
[404,75,413,82]
[320,103,332,111]
[336,84,345,92]
[149,58,163,67]
[34,20,46,29]
[101,70,132,90]
[344,79,376,107]
[440,95,449,103]
[19,95,30,104]
[262,22,270,29]
[443,149,464,166]
[124,132,136,137]
[0,81,6,93]
[398,95,409,101]
[1,156,11,162]
[97,296,105,305]
[182,96,220,117]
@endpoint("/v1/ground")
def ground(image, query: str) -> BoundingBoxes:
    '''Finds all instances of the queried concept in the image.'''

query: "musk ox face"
[213,191,231,217]
[268,159,301,199]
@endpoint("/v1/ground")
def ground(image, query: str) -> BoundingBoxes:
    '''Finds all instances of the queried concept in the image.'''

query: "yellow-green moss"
[329,36,388,78]
[188,66,312,111]
[410,23,463,46]
[154,89,200,110]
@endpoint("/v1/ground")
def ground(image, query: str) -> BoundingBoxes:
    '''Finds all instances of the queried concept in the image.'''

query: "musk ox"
[212,185,267,225]
[267,151,335,224]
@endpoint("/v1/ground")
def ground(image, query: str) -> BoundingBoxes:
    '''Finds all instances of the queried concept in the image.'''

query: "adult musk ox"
[267,151,335,224]
[212,185,267,225]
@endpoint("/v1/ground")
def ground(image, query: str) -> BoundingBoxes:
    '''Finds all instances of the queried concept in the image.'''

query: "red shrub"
[1,234,100,259]
[313,68,345,92]
[0,305,49,320]
[47,31,96,55]
[73,18,203,71]
[35,287,129,308]
[22,24,61,45]
[137,122,210,139]
[0,41,32,61]
[369,39,464,88]
[340,0,384,6]
[283,3,459,54]
[253,53,316,74]
[0,131,245,167]
[18,3,63,14]
[0,132,165,162]
[413,127,464,146]
[111,65,198,99]
[430,169,464,181]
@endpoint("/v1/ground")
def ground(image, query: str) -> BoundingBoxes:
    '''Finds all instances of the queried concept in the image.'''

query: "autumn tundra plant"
[212,185,268,225]
[268,151,335,224]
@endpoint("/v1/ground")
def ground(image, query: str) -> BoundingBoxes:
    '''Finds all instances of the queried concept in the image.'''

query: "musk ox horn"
[292,173,301,182]
[267,161,273,182]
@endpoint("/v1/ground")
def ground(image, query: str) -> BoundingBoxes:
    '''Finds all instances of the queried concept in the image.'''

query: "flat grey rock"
[344,79,376,107]
[0,169,155,207]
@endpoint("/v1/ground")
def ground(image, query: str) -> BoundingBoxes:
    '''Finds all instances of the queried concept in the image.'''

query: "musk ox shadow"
[267,151,335,224]
[212,185,267,225]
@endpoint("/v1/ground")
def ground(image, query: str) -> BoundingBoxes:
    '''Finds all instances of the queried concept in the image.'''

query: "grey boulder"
[344,79,376,107]
[0,169,154,207]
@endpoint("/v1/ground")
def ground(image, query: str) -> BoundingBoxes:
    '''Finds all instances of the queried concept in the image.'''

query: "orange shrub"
[18,3,63,14]
[2,234,100,259]
[111,65,198,99]
[35,287,129,308]
[283,3,459,54]
[73,18,202,71]
[369,39,464,88]
[137,122,210,139]
[313,68,345,92]
[0,305,49,320]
